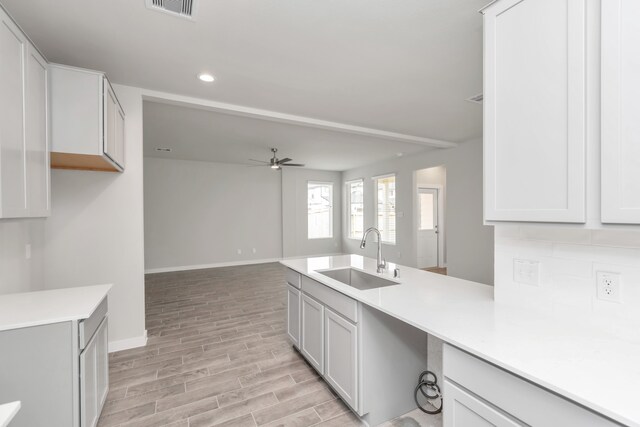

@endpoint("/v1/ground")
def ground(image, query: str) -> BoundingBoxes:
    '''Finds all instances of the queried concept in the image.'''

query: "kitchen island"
[282,255,637,426]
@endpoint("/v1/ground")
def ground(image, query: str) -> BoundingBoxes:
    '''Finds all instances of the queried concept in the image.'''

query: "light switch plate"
[514,259,540,286]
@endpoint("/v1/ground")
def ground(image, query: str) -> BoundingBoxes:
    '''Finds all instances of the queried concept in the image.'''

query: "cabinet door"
[80,317,108,427]
[103,82,117,165]
[601,0,640,224]
[80,331,99,427]
[287,285,301,348]
[25,44,50,217]
[114,106,125,168]
[0,9,27,218]
[483,0,586,223]
[95,318,109,412]
[444,380,523,427]
[301,294,324,374]
[324,308,358,411]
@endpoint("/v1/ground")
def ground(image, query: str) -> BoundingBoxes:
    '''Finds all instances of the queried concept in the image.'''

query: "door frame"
[414,184,445,269]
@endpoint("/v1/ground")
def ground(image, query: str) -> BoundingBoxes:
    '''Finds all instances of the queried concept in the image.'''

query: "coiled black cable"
[414,370,443,414]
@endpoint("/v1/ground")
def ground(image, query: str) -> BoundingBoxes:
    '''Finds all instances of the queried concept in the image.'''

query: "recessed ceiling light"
[198,73,215,83]
[396,152,404,157]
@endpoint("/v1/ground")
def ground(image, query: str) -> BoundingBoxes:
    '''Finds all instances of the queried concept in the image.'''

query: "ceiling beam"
[142,90,457,149]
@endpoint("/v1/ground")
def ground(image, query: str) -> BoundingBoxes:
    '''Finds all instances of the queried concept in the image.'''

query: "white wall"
[494,226,640,343]
[342,140,494,285]
[42,84,146,351]
[282,168,343,258]
[144,157,282,272]
[416,166,446,188]
[0,219,45,294]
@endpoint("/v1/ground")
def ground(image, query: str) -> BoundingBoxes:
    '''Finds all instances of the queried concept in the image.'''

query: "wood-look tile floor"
[98,263,438,427]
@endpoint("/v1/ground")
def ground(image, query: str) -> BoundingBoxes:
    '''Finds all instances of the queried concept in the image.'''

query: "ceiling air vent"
[146,0,196,20]
[466,93,484,104]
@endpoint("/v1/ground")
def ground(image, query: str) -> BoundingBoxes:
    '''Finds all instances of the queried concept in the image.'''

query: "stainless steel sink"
[316,267,399,290]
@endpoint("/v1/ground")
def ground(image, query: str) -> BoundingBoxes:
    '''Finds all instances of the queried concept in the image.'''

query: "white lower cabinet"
[286,284,300,348]
[324,308,358,409]
[301,294,324,374]
[290,272,361,414]
[444,380,522,427]
[0,296,109,427]
[80,317,108,427]
[443,344,618,427]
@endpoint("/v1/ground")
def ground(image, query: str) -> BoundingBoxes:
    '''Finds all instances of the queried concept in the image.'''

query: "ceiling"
[1,0,485,145]
[143,101,431,171]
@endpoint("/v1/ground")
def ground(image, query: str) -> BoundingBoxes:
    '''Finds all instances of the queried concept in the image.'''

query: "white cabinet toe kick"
[286,269,430,426]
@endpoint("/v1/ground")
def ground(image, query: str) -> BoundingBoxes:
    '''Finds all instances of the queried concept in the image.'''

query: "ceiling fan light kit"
[249,148,305,170]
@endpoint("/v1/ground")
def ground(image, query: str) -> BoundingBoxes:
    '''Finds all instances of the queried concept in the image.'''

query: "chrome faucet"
[360,227,386,273]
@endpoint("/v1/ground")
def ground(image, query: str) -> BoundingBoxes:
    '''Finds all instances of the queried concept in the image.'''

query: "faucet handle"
[393,267,400,279]
[381,258,387,269]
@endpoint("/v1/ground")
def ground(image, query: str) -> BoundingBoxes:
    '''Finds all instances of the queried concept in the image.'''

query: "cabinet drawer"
[443,345,618,426]
[444,380,523,427]
[301,276,358,323]
[79,298,108,349]
[286,268,301,289]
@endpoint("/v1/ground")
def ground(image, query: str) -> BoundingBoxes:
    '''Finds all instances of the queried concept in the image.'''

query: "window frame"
[307,181,334,240]
[373,174,396,245]
[346,179,365,240]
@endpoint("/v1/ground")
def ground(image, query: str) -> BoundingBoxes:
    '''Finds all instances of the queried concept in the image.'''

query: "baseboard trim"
[144,258,281,274]
[109,330,148,353]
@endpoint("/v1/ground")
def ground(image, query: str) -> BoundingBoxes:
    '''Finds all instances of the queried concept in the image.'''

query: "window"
[308,182,333,239]
[375,175,396,244]
[419,191,435,230]
[347,180,364,239]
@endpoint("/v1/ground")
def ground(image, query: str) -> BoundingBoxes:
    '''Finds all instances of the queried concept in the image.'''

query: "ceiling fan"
[249,148,305,170]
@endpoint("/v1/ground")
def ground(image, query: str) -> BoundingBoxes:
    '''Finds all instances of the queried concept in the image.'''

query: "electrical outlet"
[252,248,256,254]
[513,259,540,286]
[597,271,621,303]
[237,249,242,255]
[25,244,31,260]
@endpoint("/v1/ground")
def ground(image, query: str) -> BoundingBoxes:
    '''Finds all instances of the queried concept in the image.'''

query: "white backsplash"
[494,226,640,344]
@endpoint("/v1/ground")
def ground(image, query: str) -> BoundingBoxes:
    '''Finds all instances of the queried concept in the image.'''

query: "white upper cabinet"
[49,64,125,172]
[601,0,640,224]
[0,6,49,219]
[482,0,587,223]
[25,45,50,217]
[0,9,28,218]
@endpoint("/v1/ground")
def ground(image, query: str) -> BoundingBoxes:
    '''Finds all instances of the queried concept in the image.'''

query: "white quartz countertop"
[281,255,640,427]
[0,401,20,427]
[0,284,111,332]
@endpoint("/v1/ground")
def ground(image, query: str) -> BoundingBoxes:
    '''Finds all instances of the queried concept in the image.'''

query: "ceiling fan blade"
[278,158,292,163]
[247,164,269,167]
[248,159,270,164]
[280,163,305,167]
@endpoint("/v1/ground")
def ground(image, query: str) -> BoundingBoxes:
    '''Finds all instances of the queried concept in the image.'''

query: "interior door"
[417,188,439,269]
